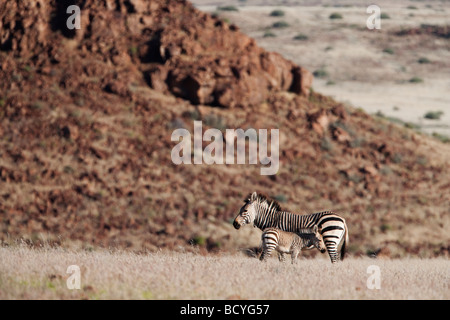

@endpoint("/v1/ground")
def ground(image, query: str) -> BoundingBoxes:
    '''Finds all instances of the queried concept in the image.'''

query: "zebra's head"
[233,192,259,229]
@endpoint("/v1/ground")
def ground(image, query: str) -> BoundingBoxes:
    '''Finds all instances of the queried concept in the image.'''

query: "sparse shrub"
[418,57,431,64]
[329,13,343,20]
[272,21,290,28]
[349,137,366,148]
[409,77,423,83]
[0,98,5,107]
[380,13,390,19]
[432,132,450,143]
[263,31,277,38]
[424,110,443,120]
[191,236,206,246]
[381,115,404,125]
[22,65,32,73]
[270,9,285,17]
[404,122,420,129]
[63,166,75,174]
[379,165,392,175]
[375,110,385,118]
[417,196,428,205]
[74,97,85,107]
[392,153,403,164]
[217,5,239,12]
[416,156,427,166]
[293,33,308,40]
[31,101,44,110]
[168,117,186,129]
[182,109,201,120]
[320,137,333,151]
[204,113,226,130]
[313,68,328,78]
[348,174,363,184]
[129,46,138,56]
[383,48,394,54]
[331,120,355,137]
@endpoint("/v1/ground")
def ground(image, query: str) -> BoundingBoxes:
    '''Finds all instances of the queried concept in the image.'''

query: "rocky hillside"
[0,0,448,257]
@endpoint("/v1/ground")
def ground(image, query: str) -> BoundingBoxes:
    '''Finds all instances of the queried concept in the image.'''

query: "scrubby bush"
[313,68,328,78]
[270,9,285,17]
[329,13,343,19]
[409,77,423,83]
[424,110,443,120]
[263,31,277,38]
[272,21,290,28]
[293,33,308,40]
[217,5,239,12]
[418,57,431,64]
[432,132,450,143]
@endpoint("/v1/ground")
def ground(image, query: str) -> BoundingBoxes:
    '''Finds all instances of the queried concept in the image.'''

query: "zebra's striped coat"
[233,192,349,263]
[260,226,324,264]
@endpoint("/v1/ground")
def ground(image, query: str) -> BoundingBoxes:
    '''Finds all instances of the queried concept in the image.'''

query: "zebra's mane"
[246,193,282,212]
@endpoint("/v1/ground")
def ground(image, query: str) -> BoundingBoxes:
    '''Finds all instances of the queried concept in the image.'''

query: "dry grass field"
[0,246,448,300]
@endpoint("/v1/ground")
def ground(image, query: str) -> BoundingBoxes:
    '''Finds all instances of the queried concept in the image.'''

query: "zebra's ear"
[251,192,258,201]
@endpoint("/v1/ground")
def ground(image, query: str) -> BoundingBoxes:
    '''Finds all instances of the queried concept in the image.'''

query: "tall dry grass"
[0,245,448,299]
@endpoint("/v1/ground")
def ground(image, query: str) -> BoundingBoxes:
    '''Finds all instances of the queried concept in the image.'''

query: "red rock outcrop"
[0,0,312,108]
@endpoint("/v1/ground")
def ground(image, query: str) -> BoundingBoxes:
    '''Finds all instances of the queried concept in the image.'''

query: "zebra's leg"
[327,246,339,263]
[325,236,346,263]
[278,252,286,262]
[260,247,273,262]
[330,254,338,264]
[291,248,300,264]
[259,249,267,261]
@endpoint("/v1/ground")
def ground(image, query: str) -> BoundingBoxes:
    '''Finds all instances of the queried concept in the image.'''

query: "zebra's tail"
[340,238,346,261]
[340,221,349,261]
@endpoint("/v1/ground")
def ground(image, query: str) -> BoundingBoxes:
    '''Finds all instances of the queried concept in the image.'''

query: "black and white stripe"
[260,226,324,264]
[233,192,349,263]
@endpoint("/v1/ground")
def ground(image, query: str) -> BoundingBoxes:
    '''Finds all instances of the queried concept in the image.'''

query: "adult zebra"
[233,192,349,263]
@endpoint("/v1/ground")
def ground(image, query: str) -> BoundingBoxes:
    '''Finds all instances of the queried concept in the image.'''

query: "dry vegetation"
[0,245,448,300]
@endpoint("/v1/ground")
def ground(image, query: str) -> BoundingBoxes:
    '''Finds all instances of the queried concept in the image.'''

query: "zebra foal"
[260,226,324,264]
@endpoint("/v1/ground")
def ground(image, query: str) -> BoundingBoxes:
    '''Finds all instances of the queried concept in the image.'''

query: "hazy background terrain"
[193,0,450,136]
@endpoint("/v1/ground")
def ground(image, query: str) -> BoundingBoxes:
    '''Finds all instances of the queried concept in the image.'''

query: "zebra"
[233,192,349,263]
[260,225,325,264]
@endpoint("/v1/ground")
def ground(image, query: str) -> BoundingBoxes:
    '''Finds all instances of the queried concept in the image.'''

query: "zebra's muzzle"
[233,221,241,229]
